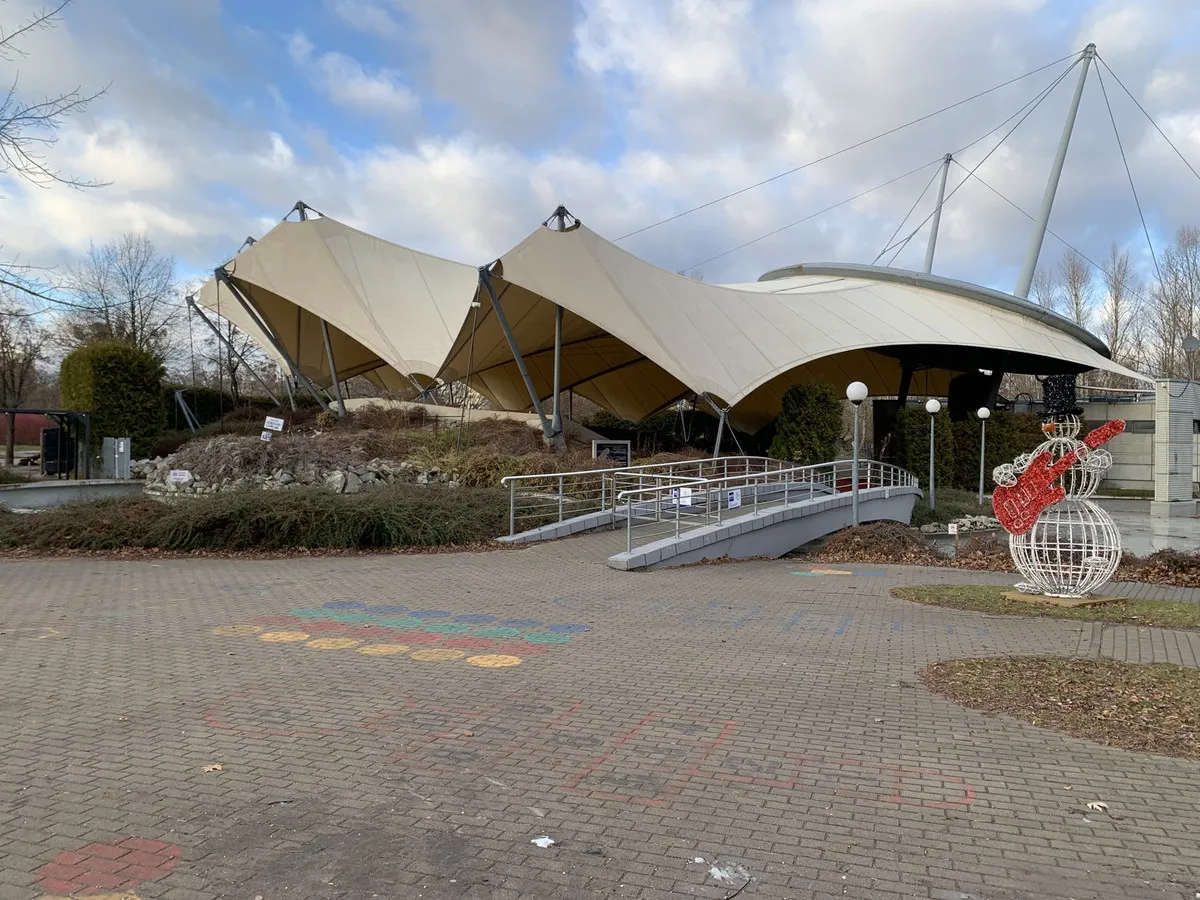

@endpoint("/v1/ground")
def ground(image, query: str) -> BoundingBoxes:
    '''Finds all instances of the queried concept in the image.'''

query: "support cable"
[1097,54,1200,188]
[690,57,1079,273]
[873,166,942,265]
[686,158,943,270]
[873,59,1077,263]
[1095,64,1163,284]
[615,51,1083,242]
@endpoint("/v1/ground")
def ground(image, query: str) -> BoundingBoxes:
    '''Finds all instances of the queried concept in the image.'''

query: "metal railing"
[613,459,917,553]
[500,456,802,537]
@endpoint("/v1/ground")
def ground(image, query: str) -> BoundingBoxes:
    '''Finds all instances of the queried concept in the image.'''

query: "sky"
[2,0,1200,299]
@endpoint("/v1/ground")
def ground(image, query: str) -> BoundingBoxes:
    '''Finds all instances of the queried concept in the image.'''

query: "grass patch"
[0,485,511,552]
[921,656,1200,759]
[893,584,1200,630]
[0,467,32,485]
[909,488,990,527]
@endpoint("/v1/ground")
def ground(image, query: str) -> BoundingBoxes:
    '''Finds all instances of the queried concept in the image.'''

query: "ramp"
[500,457,921,569]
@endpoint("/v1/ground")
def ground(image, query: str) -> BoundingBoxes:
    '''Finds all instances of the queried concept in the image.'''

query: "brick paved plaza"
[2,534,1199,900]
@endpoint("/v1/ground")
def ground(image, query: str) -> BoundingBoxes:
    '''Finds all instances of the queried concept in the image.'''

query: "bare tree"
[57,234,180,361]
[1146,226,1200,377]
[0,1,106,302]
[1059,249,1094,329]
[1096,244,1144,382]
[1029,266,1059,312]
[0,300,47,464]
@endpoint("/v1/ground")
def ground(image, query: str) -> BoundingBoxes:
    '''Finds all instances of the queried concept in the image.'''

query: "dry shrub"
[951,532,1014,571]
[0,485,509,551]
[1118,550,1200,588]
[814,521,946,567]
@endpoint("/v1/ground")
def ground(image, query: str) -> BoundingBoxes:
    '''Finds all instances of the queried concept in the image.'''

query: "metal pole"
[187,297,282,407]
[1015,44,1096,298]
[978,419,987,506]
[215,270,329,412]
[83,414,91,479]
[923,153,952,274]
[852,403,861,525]
[509,480,516,536]
[479,267,555,442]
[319,319,347,417]
[712,408,726,459]
[928,414,936,511]
[558,475,565,523]
[551,304,564,446]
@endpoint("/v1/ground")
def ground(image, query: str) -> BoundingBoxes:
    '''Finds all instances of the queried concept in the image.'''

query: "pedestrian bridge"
[500,456,921,570]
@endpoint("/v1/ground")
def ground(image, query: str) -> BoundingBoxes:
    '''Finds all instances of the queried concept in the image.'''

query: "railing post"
[753,477,758,512]
[509,480,516,536]
[627,497,633,553]
[558,475,565,523]
[601,473,607,512]
[675,486,681,537]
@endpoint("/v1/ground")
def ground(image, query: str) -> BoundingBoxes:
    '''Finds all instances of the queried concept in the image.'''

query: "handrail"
[499,455,781,486]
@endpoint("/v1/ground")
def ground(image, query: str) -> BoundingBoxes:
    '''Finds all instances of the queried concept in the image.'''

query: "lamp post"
[1184,335,1200,382]
[976,406,991,506]
[925,398,941,511]
[846,381,868,524]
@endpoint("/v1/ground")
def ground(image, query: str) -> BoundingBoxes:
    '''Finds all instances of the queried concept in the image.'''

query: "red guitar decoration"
[992,419,1125,535]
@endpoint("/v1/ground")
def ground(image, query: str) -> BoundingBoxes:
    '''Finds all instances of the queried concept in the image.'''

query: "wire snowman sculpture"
[990,376,1126,599]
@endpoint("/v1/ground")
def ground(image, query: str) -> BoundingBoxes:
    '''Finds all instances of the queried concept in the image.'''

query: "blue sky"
[1,0,1199,301]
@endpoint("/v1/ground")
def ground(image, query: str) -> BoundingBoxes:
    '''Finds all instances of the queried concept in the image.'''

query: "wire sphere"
[1010,499,1121,598]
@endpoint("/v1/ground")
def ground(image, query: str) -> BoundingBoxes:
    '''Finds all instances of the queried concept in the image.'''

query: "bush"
[891,406,953,490]
[61,341,165,458]
[768,382,843,464]
[951,410,1046,492]
[0,484,511,552]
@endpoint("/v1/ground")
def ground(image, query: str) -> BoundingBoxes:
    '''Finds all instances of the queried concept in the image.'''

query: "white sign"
[672,487,693,507]
[727,488,742,510]
[260,430,273,443]
[264,416,285,432]
[947,522,959,535]
[167,469,191,484]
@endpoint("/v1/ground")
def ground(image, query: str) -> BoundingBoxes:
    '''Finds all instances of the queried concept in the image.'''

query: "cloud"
[287,31,420,119]
[0,0,1196,317]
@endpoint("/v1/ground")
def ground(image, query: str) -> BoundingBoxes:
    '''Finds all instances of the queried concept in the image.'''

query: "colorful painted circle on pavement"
[376,616,427,629]
[291,608,336,618]
[500,619,543,629]
[441,637,497,650]
[212,625,260,636]
[496,641,551,656]
[523,631,572,644]
[366,604,409,614]
[331,612,378,623]
[453,614,497,624]
[473,626,521,638]
[467,654,522,668]
[410,648,467,661]
[259,631,310,643]
[408,609,452,618]
[423,622,472,634]
[306,637,360,650]
[357,643,411,656]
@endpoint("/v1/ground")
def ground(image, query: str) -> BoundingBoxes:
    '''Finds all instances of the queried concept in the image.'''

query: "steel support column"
[551,304,564,442]
[215,270,330,412]
[1015,45,1095,299]
[923,153,952,274]
[186,295,283,407]
[479,267,555,442]
[319,319,347,417]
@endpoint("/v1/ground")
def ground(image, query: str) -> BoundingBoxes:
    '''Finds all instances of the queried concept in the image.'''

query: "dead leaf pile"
[920,656,1200,760]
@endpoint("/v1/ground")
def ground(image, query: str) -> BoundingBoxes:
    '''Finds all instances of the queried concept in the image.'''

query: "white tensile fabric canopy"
[438,222,1147,431]
[194,213,480,394]
[195,208,1146,431]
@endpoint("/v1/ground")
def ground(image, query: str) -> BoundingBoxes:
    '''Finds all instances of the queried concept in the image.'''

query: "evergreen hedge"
[892,406,955,490]
[768,382,844,465]
[61,341,165,457]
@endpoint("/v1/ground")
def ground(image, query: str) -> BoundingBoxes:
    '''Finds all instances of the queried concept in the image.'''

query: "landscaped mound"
[0,485,511,553]
[921,656,1200,760]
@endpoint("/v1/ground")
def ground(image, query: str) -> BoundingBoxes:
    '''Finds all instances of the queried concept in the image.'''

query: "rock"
[325,471,348,493]
[416,471,430,485]
[278,472,294,485]
[919,523,941,534]
[343,473,362,494]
